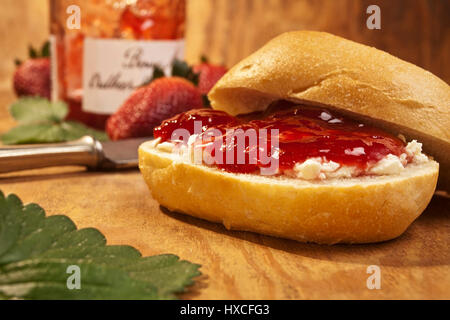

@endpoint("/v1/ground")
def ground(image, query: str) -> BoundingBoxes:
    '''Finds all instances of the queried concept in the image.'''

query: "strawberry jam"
[153,102,407,175]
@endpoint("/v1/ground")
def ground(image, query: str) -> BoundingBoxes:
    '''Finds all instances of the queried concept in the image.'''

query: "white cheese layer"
[153,138,429,180]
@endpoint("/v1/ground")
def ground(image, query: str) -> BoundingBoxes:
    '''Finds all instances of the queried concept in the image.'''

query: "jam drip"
[153,102,407,175]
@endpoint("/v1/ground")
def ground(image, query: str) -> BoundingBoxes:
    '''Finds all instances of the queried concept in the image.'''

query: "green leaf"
[0,191,201,300]
[139,66,166,87]
[10,97,68,124]
[27,42,50,59]
[61,121,108,142]
[2,97,108,145]
[28,45,38,59]
[200,55,209,63]
[41,41,50,58]
[1,122,108,145]
[139,60,200,87]
[152,65,165,80]
[1,123,63,144]
[172,59,199,86]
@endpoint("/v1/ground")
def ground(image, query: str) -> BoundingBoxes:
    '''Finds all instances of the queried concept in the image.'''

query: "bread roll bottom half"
[139,139,438,244]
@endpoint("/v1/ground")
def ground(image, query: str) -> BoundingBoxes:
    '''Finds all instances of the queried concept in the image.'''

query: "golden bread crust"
[209,31,450,142]
[139,142,439,244]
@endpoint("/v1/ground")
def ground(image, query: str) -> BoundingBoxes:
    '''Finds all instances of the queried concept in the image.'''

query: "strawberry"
[193,59,228,95]
[13,58,51,99]
[13,42,51,99]
[106,77,203,140]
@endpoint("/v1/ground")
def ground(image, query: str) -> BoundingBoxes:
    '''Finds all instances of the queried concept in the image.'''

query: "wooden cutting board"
[0,91,449,299]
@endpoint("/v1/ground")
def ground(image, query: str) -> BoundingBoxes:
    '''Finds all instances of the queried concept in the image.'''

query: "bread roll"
[139,142,439,244]
[208,31,450,190]
[138,31,444,244]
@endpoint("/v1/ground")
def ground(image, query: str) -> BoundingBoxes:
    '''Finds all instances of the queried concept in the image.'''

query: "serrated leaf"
[29,45,38,59]
[1,123,63,145]
[152,65,165,80]
[200,55,209,63]
[60,121,108,142]
[172,59,199,86]
[139,60,200,87]
[3,97,108,144]
[1,119,108,145]
[41,41,50,58]
[0,191,201,300]
[123,255,201,296]
[10,97,68,124]
[139,65,167,87]
[0,260,159,300]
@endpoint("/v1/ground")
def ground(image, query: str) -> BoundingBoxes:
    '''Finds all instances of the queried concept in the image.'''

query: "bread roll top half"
[208,31,450,190]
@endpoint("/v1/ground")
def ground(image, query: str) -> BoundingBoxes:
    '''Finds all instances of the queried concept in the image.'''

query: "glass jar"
[50,0,186,129]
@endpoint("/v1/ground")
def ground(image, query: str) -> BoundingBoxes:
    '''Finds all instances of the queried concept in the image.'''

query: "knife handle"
[0,136,103,174]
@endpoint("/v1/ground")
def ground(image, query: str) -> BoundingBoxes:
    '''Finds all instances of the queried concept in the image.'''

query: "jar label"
[82,38,185,114]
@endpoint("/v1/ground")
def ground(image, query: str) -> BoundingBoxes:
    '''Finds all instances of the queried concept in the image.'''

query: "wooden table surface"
[0,90,449,300]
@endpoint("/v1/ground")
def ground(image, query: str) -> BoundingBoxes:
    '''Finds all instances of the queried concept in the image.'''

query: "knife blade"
[0,136,151,174]
[99,137,150,170]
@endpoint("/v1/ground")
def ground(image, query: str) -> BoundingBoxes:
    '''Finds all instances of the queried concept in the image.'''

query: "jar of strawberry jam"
[50,0,186,129]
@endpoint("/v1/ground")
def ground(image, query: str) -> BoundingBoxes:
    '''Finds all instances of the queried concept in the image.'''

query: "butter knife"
[0,136,150,173]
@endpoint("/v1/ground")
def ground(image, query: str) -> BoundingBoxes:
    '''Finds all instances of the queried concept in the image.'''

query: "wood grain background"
[0,0,49,91]
[186,0,450,86]
[0,0,449,92]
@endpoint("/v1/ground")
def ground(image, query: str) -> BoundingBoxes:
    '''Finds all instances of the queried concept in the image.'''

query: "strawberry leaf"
[10,97,68,124]
[200,55,209,63]
[41,41,50,58]
[1,122,107,145]
[152,65,165,80]
[28,45,38,59]
[140,60,200,87]
[26,42,50,60]
[0,191,201,299]
[140,66,166,87]
[61,121,108,141]
[2,98,108,145]
[172,59,199,86]
[1,123,64,145]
